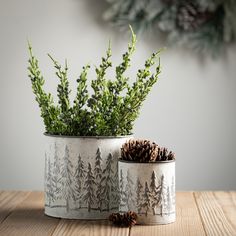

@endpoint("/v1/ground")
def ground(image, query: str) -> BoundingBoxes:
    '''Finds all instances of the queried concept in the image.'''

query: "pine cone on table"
[109,213,124,226]
[123,211,138,227]
[109,211,138,227]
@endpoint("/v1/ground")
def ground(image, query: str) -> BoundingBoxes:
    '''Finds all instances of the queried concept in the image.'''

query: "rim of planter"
[118,159,175,164]
[44,133,133,139]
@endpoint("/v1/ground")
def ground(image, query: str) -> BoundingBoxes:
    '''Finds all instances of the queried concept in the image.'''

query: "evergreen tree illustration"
[94,148,103,211]
[125,169,134,210]
[83,163,96,212]
[74,154,86,208]
[150,171,157,192]
[135,177,143,214]
[111,158,119,210]
[44,153,49,205]
[171,176,175,207]
[44,152,47,188]
[100,153,114,211]
[51,142,61,200]
[119,169,127,211]
[60,145,76,212]
[142,181,152,216]
[157,174,165,216]
[150,170,158,215]
[166,186,172,215]
[46,157,55,206]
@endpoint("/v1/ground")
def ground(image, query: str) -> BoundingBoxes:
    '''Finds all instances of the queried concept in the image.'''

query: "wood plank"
[52,219,129,236]
[194,191,236,236]
[0,192,60,236]
[0,191,30,224]
[130,192,206,236]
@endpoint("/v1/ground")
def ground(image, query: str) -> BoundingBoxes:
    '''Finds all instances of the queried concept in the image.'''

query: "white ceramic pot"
[44,134,131,219]
[118,160,175,225]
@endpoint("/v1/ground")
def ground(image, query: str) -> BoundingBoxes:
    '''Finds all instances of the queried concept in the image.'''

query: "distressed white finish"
[44,135,131,219]
[118,160,175,224]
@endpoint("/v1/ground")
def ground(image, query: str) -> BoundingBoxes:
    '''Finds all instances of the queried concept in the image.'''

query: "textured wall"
[0,0,236,190]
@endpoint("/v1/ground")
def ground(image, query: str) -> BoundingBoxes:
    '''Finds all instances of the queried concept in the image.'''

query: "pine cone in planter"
[121,139,175,162]
[121,139,158,162]
[109,211,138,227]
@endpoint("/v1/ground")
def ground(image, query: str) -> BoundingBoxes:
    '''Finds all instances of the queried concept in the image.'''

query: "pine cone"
[156,147,176,161]
[123,211,138,227]
[109,213,124,226]
[121,139,175,162]
[121,139,158,162]
[109,211,138,227]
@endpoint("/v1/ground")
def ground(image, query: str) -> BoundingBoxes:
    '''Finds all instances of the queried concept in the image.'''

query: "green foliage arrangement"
[103,0,236,56]
[27,27,161,136]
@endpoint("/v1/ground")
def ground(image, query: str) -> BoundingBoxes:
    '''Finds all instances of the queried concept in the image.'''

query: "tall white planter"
[118,160,175,225]
[44,135,131,219]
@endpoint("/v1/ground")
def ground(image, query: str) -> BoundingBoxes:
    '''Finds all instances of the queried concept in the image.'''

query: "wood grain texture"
[52,219,129,236]
[0,191,30,224]
[0,192,59,236]
[130,192,206,236]
[1,191,236,236]
[194,191,236,236]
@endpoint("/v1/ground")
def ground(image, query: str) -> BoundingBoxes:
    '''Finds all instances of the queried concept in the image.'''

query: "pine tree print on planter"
[119,169,126,211]
[45,154,54,207]
[74,154,86,209]
[118,160,176,224]
[165,186,172,216]
[142,182,152,216]
[94,148,103,211]
[156,174,165,216]
[83,163,96,212]
[44,136,131,219]
[101,153,114,212]
[125,170,135,210]
[111,159,119,210]
[52,142,61,200]
[59,145,76,213]
[150,171,158,215]
[135,178,143,214]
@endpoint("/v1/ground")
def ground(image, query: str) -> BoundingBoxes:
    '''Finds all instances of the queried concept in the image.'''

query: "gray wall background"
[0,0,236,191]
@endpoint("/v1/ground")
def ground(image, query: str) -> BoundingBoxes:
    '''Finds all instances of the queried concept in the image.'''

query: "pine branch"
[118,49,162,133]
[87,41,113,135]
[74,64,90,110]
[47,54,71,113]
[27,42,63,134]
[107,25,137,135]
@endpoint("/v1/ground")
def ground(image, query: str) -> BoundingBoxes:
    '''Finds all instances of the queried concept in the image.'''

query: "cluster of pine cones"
[121,139,175,162]
[109,211,138,227]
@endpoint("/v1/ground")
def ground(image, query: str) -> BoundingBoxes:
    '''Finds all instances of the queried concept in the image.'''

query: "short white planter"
[118,160,175,225]
[44,134,131,219]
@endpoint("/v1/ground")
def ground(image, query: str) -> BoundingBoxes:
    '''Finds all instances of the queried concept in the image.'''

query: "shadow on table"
[0,207,112,227]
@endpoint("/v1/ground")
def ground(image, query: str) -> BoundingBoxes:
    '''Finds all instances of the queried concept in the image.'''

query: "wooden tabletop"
[0,191,235,236]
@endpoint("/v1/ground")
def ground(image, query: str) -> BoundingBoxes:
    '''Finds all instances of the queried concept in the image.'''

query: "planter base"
[45,207,115,220]
[137,213,175,225]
